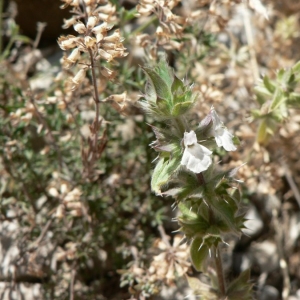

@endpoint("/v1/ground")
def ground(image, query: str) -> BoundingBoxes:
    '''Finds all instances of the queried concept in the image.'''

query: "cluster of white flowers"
[181,107,236,174]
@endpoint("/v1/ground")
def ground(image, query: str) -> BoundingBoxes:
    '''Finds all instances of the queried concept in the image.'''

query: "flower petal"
[211,108,236,151]
[181,143,212,173]
[183,131,197,146]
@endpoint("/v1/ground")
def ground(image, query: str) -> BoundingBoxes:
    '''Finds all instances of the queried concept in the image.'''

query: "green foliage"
[253,61,300,145]
[0,19,31,60]
[190,237,210,272]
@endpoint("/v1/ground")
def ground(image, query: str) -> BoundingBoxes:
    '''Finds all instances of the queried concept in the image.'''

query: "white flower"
[181,131,212,173]
[211,108,237,151]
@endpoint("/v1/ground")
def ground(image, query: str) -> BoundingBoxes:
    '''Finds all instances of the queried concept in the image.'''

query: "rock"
[243,204,264,237]
[249,240,279,273]
[259,285,280,300]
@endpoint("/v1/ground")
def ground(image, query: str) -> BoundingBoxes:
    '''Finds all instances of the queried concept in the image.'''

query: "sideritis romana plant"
[140,57,252,299]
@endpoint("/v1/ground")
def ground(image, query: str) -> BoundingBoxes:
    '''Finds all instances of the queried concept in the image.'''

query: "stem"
[214,246,226,298]
[196,172,205,186]
[33,22,47,49]
[88,49,100,149]
[242,3,259,82]
[196,173,226,297]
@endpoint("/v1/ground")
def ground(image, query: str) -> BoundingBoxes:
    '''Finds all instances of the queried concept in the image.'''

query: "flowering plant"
[141,58,251,299]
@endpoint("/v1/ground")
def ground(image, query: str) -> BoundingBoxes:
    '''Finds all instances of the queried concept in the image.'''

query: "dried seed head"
[67,48,80,63]
[60,0,79,9]
[84,36,96,49]
[74,22,86,34]
[83,0,94,5]
[103,29,124,43]
[92,22,113,35]
[100,67,116,80]
[96,3,116,15]
[72,69,86,86]
[98,48,113,62]
[62,17,77,29]
[95,33,105,43]
[87,16,98,29]
[56,204,65,219]
[58,35,78,50]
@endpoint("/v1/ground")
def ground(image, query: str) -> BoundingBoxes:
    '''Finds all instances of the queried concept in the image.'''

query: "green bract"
[140,59,197,120]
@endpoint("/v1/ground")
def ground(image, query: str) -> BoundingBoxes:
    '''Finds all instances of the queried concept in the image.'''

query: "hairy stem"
[215,246,226,298]
[196,173,226,297]
[196,172,206,185]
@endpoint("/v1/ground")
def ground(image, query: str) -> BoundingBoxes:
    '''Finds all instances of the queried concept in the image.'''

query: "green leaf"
[202,186,240,235]
[12,35,32,44]
[190,237,209,271]
[151,157,180,195]
[155,58,174,87]
[171,101,194,116]
[144,80,157,103]
[142,66,172,101]
[270,89,287,112]
[254,85,272,99]
[171,75,185,94]
[178,202,198,221]
[277,68,285,81]
[292,60,300,73]
[186,275,203,292]
[226,269,253,300]
[263,75,276,93]
[287,92,300,107]
[251,109,263,119]
[185,275,218,299]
